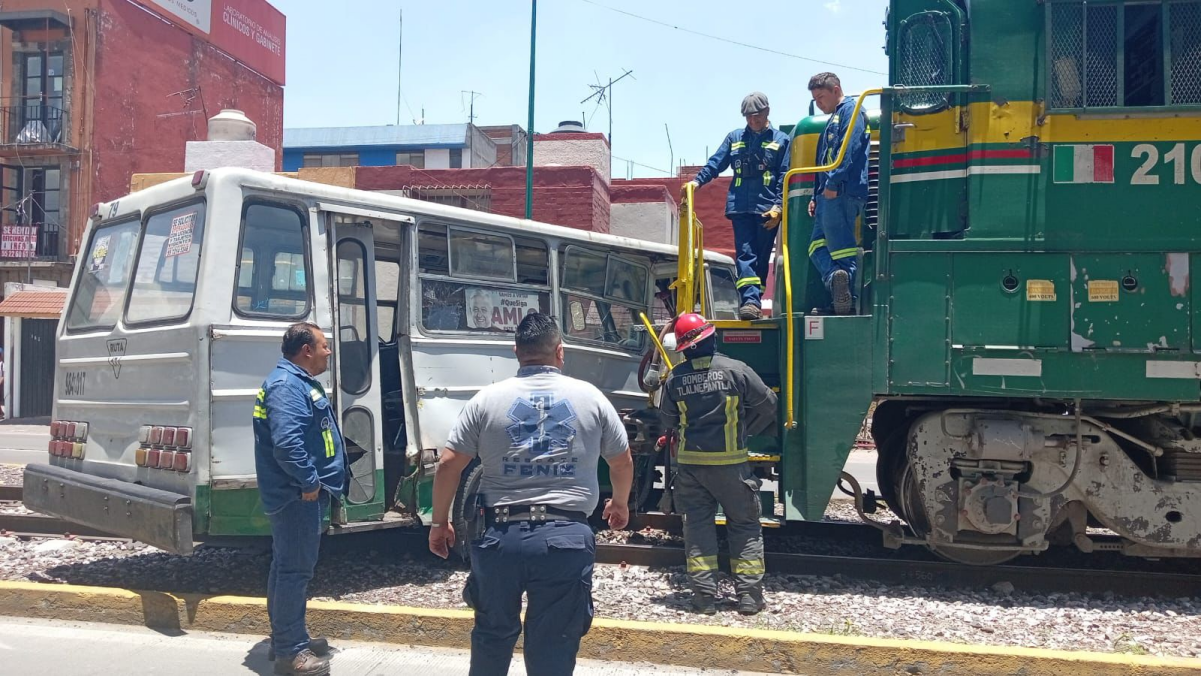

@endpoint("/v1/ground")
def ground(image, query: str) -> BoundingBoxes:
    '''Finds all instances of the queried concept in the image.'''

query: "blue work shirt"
[253,357,348,515]
[815,96,870,199]
[693,125,791,217]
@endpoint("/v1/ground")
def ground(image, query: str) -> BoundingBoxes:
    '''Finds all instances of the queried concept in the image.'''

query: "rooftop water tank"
[208,109,257,142]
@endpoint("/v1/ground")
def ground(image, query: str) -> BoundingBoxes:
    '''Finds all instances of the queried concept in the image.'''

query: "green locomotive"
[704,0,1201,564]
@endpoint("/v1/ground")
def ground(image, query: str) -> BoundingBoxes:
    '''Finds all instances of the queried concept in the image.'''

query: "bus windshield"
[65,218,142,331]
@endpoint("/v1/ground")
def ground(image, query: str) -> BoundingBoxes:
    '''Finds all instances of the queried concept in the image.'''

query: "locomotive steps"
[0,580,1199,675]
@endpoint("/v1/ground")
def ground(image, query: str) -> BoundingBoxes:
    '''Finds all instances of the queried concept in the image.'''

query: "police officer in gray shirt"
[430,313,634,676]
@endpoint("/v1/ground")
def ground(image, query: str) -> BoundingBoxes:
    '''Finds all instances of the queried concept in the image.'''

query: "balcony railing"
[0,221,62,261]
[0,104,68,148]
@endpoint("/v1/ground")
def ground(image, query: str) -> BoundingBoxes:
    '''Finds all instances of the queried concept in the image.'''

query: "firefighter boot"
[273,649,330,675]
[691,593,717,615]
[738,591,765,616]
[830,270,853,315]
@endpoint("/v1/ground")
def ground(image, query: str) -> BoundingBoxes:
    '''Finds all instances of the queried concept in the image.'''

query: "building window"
[402,185,492,212]
[450,148,463,169]
[0,165,62,258]
[13,52,65,144]
[301,153,359,168]
[396,151,425,168]
[1048,0,1201,109]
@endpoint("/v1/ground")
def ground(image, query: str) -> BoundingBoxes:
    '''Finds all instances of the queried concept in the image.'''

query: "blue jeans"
[267,493,326,660]
[810,193,865,294]
[730,213,779,307]
[465,520,596,676]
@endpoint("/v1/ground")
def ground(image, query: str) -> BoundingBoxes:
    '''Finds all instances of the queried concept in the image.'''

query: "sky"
[271,0,890,179]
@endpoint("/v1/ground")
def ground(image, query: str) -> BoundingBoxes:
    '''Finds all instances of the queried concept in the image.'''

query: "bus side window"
[234,203,310,318]
[418,222,549,334]
[560,247,651,351]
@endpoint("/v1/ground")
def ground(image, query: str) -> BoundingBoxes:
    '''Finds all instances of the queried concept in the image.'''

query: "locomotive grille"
[1172,2,1201,105]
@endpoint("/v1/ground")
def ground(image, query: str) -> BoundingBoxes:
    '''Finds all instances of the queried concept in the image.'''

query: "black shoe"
[737,593,765,616]
[738,303,762,320]
[691,593,717,615]
[273,649,330,675]
[830,270,853,315]
[269,638,329,661]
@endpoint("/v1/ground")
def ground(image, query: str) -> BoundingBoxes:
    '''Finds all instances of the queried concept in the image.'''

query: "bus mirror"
[569,300,586,331]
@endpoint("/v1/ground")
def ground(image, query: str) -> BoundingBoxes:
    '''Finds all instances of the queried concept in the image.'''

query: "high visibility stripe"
[724,395,740,454]
[808,239,827,257]
[761,141,780,150]
[735,276,762,289]
[310,388,322,403]
[830,247,858,261]
[731,142,746,150]
[253,406,268,420]
[691,357,713,369]
[732,558,766,576]
[734,178,742,187]
[678,401,688,454]
[763,171,772,186]
[256,389,265,403]
[687,555,719,573]
[678,449,748,466]
[322,428,335,458]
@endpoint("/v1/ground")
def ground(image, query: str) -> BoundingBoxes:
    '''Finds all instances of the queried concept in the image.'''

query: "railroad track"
[6,482,1201,598]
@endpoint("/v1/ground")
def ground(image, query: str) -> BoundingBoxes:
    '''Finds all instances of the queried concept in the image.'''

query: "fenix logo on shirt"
[503,392,579,477]
[675,370,731,397]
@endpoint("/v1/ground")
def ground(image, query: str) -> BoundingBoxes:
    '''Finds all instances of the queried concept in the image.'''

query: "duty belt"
[486,504,588,524]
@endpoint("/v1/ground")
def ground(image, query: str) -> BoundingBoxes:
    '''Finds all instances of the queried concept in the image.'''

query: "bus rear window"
[126,202,207,325]
[235,203,309,318]
[65,219,141,331]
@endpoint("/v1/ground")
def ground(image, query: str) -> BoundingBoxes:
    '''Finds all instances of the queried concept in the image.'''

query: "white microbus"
[24,168,739,554]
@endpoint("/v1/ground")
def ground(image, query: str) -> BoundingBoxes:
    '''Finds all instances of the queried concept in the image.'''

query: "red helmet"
[674,313,715,351]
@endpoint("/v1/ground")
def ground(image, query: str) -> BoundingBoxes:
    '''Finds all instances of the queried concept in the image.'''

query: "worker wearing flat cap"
[682,93,791,319]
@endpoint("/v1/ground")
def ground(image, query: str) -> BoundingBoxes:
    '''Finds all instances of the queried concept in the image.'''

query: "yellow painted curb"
[2,580,1200,675]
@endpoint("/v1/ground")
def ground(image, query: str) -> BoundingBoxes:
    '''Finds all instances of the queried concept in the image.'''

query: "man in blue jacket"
[683,92,791,320]
[808,72,870,315]
[253,322,347,676]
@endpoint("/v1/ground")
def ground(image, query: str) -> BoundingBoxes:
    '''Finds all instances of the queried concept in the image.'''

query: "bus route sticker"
[1026,279,1056,302]
[165,212,197,257]
[91,235,111,272]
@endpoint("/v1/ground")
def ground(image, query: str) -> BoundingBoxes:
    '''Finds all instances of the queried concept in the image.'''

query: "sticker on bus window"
[465,287,540,332]
[165,212,197,258]
[91,235,111,272]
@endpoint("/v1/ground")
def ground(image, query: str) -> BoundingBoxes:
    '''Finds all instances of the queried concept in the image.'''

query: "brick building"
[0,0,285,418]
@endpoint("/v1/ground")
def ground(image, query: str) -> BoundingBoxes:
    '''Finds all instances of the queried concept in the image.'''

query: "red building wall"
[89,0,283,242]
[354,165,610,234]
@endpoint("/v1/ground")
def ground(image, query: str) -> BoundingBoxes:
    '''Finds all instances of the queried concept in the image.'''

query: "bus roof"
[106,168,735,267]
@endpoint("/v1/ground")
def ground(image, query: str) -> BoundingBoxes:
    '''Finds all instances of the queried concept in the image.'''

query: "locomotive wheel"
[896,462,1022,566]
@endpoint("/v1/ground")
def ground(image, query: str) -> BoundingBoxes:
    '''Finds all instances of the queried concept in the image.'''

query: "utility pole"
[403,8,408,125]
[580,69,633,175]
[525,0,537,220]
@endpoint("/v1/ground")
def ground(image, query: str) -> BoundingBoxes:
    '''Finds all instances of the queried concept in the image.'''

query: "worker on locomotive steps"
[660,313,777,615]
[682,92,791,320]
[429,312,634,676]
[807,72,870,315]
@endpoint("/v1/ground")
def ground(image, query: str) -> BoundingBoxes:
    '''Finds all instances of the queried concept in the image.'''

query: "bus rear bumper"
[22,463,195,555]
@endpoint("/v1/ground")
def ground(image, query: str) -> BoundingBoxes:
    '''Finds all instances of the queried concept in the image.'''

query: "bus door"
[324,206,395,518]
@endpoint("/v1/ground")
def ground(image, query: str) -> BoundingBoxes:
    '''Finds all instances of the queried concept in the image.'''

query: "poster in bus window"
[165,212,197,258]
[465,287,540,332]
[91,235,111,272]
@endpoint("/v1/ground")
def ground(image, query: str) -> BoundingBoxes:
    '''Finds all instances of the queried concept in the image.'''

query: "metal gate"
[19,318,55,417]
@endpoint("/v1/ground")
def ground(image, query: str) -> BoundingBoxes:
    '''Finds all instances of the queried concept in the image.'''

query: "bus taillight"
[48,420,89,459]
[136,425,193,473]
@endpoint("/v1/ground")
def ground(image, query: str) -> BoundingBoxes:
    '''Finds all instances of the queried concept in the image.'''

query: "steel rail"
[594,541,1201,598]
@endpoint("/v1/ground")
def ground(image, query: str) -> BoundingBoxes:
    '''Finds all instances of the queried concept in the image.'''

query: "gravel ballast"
[3,526,1200,659]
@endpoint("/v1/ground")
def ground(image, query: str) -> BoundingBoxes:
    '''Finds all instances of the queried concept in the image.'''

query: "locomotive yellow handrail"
[780,88,882,429]
[639,311,673,372]
[675,181,708,316]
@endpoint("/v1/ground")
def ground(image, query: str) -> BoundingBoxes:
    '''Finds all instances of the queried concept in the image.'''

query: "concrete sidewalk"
[0,616,763,675]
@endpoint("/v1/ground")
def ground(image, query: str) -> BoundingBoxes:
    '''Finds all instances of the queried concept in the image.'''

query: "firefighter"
[659,313,778,615]
[807,72,870,315]
[682,93,791,320]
